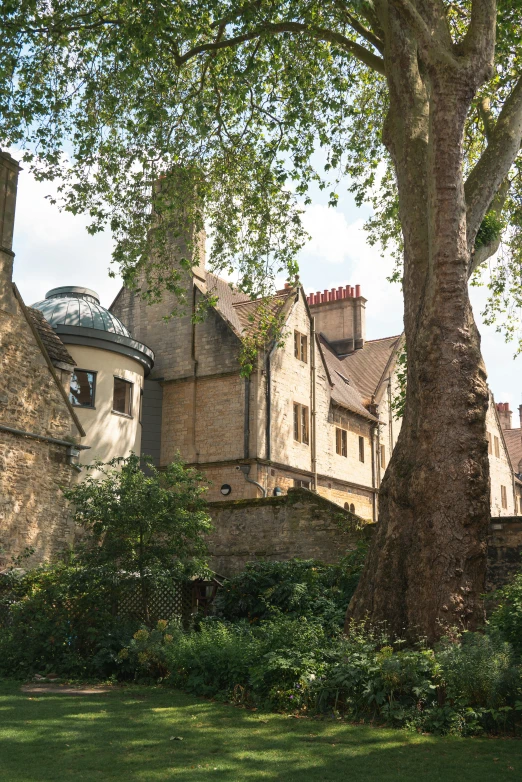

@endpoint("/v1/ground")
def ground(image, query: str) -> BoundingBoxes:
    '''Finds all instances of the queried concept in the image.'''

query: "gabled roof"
[27,307,75,367]
[504,428,522,474]
[319,336,379,422]
[196,271,295,339]
[339,335,402,403]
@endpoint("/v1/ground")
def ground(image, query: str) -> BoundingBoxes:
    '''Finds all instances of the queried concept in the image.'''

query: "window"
[487,432,492,454]
[380,444,386,469]
[336,427,347,457]
[69,370,96,408]
[501,485,507,510]
[350,503,355,513]
[294,479,310,489]
[113,377,133,416]
[359,436,365,463]
[139,388,143,423]
[494,436,500,458]
[293,403,309,444]
[294,330,308,363]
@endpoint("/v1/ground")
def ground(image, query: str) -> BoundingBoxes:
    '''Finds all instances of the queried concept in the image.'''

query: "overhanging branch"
[465,74,522,254]
[174,22,385,75]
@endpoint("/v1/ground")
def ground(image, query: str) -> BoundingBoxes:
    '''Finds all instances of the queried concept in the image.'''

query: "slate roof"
[319,336,379,421]
[504,428,522,474]
[339,335,402,402]
[27,307,75,367]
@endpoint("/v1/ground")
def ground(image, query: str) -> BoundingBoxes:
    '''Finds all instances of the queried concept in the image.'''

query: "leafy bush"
[489,572,522,655]
[0,562,139,678]
[119,617,522,735]
[215,546,368,631]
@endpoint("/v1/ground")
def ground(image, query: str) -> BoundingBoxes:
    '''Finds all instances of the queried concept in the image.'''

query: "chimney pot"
[355,284,361,298]
[330,288,337,301]
[337,286,344,299]
[350,286,354,297]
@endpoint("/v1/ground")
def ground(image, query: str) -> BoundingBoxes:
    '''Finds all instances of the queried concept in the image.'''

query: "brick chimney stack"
[496,402,513,430]
[307,284,366,354]
[0,151,20,314]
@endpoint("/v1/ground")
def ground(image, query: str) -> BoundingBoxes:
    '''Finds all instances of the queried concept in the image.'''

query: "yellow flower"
[165,634,173,643]
[157,620,168,631]
[134,629,149,641]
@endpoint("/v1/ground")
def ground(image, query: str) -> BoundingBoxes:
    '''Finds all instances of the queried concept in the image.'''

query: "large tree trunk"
[347,15,492,642]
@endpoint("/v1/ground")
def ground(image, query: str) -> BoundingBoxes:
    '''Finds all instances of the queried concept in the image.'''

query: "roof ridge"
[364,334,402,343]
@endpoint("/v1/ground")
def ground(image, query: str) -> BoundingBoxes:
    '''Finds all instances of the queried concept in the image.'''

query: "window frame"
[501,485,507,510]
[293,402,310,445]
[112,376,133,418]
[494,435,500,458]
[335,427,348,457]
[293,330,308,364]
[69,368,97,409]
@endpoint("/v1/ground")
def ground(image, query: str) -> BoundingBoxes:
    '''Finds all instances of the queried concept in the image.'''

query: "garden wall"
[207,488,364,577]
[208,489,522,588]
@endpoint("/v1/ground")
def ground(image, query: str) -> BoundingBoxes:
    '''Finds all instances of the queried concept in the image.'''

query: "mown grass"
[0,680,521,781]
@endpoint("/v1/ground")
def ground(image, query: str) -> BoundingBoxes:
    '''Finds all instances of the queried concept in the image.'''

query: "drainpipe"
[370,423,377,521]
[0,423,90,471]
[237,463,267,497]
[244,376,250,459]
[310,316,317,492]
[265,353,271,461]
[387,378,394,454]
[191,284,198,462]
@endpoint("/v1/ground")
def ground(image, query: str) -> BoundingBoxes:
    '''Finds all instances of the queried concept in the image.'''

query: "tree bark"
[347,9,492,642]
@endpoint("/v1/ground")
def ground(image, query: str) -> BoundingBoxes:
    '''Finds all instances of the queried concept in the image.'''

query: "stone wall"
[207,489,522,590]
[488,517,522,590]
[207,487,364,576]
[0,290,81,568]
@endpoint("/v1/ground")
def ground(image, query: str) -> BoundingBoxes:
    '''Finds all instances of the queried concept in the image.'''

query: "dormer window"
[294,331,308,363]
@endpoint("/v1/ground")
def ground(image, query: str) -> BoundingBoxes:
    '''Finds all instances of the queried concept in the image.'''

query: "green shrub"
[0,562,139,678]
[489,572,522,655]
[215,546,367,631]
[120,618,522,734]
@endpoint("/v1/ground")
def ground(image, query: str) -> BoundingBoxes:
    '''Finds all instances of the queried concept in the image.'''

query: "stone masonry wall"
[0,293,80,567]
[207,488,363,576]
[208,490,522,590]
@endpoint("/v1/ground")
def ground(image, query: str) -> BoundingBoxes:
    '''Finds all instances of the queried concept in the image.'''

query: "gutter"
[0,423,90,451]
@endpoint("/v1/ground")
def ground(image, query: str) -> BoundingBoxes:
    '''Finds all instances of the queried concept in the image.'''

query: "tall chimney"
[0,151,20,314]
[496,402,513,430]
[308,283,366,354]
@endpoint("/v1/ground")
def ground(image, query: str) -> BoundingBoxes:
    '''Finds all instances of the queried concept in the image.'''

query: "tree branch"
[468,179,510,276]
[460,0,496,73]
[465,74,522,254]
[332,1,384,53]
[174,22,385,75]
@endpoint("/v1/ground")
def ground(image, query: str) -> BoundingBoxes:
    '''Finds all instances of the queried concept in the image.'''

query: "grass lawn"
[1,681,521,781]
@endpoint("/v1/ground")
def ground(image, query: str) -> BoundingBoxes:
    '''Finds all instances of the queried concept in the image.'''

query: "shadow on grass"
[0,681,521,781]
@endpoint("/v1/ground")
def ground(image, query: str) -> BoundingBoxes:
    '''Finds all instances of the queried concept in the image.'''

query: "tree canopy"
[1,0,520,340]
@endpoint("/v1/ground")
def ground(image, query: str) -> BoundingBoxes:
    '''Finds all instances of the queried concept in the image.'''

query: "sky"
[12,159,521,414]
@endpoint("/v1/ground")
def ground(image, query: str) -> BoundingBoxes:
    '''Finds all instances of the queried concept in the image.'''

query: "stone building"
[495,402,522,515]
[30,286,155,473]
[110,251,519,520]
[0,152,86,567]
[111,264,404,518]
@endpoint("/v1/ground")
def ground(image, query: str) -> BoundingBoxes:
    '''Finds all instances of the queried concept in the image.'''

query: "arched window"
[350,503,355,513]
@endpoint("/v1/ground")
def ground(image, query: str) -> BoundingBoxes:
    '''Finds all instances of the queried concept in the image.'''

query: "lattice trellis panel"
[118,580,193,624]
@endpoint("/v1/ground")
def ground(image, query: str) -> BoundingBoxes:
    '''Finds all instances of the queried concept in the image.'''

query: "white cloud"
[12,165,121,308]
